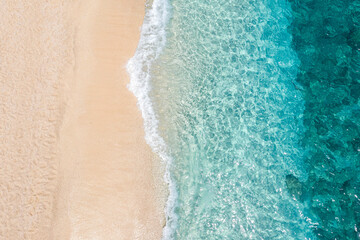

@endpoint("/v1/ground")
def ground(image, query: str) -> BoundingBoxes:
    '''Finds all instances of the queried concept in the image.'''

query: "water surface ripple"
[150,0,315,238]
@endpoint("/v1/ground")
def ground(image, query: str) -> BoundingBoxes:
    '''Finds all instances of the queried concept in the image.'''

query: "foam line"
[126,0,177,239]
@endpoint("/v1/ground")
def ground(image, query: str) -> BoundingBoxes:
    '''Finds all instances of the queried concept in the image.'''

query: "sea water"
[128,0,360,239]
[286,0,360,239]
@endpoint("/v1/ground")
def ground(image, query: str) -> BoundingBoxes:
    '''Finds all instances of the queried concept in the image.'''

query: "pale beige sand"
[0,0,165,239]
[52,0,165,239]
[0,1,73,239]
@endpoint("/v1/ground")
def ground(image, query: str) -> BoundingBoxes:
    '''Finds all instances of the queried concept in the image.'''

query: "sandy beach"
[0,1,73,239]
[0,0,164,239]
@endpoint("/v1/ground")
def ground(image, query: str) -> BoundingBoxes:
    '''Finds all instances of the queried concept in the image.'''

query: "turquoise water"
[128,0,360,239]
[286,0,360,239]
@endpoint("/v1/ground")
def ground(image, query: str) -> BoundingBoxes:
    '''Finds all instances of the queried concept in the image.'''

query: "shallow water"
[129,0,360,239]
[151,0,314,239]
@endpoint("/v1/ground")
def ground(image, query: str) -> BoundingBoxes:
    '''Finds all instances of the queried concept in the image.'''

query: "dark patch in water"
[285,174,305,201]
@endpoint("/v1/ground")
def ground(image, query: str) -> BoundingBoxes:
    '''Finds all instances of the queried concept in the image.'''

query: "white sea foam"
[126,0,177,239]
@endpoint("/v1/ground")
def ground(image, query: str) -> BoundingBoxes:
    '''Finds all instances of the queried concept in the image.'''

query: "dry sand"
[0,1,73,239]
[0,0,165,239]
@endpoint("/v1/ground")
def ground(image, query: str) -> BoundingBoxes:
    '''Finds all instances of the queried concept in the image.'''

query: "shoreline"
[0,0,165,239]
[53,0,165,239]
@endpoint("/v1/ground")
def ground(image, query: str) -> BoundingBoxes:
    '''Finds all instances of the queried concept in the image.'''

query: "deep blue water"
[128,0,360,239]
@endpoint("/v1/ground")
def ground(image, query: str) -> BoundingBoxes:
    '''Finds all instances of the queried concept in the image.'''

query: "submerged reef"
[287,0,360,239]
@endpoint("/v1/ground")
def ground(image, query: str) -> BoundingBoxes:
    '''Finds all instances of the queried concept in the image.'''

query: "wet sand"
[0,0,165,239]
